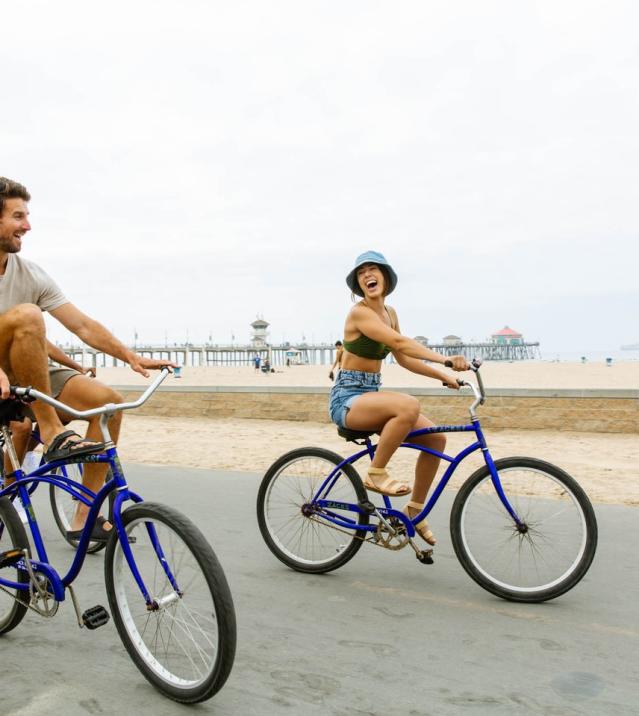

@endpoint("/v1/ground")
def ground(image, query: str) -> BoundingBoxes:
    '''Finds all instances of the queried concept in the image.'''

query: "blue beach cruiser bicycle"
[0,369,236,703]
[257,361,598,603]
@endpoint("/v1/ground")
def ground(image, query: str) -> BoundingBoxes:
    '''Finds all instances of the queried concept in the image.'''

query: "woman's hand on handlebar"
[445,356,470,371]
[443,378,463,391]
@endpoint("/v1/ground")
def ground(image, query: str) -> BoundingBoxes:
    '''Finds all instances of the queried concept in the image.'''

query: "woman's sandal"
[44,430,105,464]
[402,501,437,546]
[363,467,411,497]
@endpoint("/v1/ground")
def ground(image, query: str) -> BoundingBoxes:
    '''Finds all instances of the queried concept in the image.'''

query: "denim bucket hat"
[346,251,398,297]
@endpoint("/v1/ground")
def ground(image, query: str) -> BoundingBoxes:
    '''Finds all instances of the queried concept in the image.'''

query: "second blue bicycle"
[257,361,598,603]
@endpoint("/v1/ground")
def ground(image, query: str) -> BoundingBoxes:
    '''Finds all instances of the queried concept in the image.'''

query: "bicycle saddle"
[337,426,377,442]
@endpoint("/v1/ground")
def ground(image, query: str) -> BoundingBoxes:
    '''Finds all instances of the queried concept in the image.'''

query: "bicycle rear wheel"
[104,502,236,704]
[451,457,598,603]
[49,464,108,554]
[0,497,30,634]
[257,447,369,574]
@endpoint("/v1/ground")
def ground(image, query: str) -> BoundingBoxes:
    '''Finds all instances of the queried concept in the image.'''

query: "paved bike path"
[4,464,637,716]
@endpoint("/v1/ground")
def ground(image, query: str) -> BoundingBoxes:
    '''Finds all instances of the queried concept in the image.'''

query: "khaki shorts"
[21,367,82,422]
[48,367,82,399]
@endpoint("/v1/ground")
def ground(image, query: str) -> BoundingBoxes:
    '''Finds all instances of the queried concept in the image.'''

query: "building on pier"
[491,326,523,345]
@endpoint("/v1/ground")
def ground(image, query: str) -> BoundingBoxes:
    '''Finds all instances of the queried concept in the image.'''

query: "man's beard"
[0,236,21,253]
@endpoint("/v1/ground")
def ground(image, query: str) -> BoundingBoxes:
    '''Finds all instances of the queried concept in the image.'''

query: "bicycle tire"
[104,502,236,703]
[0,497,30,634]
[49,465,111,554]
[450,456,598,603]
[257,447,369,574]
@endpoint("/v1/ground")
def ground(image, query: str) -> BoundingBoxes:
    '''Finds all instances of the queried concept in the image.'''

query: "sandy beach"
[114,415,639,507]
[96,360,639,390]
[67,361,637,507]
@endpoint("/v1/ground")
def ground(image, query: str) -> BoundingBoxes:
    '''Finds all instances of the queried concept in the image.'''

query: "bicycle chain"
[308,514,409,551]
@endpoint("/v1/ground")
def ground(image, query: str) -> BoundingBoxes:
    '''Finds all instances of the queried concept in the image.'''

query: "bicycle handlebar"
[443,358,485,416]
[9,367,172,420]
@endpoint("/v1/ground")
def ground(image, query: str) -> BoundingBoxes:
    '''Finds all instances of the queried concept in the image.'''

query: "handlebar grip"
[444,360,453,368]
[8,386,35,402]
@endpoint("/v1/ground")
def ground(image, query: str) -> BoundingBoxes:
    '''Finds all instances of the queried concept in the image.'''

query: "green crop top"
[342,334,391,360]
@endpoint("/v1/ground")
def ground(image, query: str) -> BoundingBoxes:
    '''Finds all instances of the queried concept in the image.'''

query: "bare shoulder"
[386,304,400,328]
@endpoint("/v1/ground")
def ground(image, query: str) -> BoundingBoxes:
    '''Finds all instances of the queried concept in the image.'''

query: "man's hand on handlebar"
[129,355,178,379]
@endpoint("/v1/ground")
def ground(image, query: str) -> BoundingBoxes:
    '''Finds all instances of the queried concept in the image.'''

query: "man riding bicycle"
[0,176,172,541]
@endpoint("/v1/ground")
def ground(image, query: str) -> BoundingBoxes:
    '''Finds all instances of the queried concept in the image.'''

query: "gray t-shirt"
[0,254,68,314]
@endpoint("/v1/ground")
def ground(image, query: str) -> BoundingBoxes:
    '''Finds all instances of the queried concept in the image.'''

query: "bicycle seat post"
[0,425,21,473]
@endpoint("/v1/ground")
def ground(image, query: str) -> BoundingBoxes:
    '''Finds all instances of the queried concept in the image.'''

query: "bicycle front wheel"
[0,497,30,634]
[451,457,598,603]
[257,447,369,574]
[104,502,236,703]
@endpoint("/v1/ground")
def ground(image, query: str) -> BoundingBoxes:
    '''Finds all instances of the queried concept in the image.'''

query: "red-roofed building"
[491,326,523,345]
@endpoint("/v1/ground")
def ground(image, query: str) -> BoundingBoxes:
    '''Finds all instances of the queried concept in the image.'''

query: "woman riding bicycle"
[329,251,469,545]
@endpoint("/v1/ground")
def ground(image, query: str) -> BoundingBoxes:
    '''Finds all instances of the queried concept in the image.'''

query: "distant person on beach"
[328,340,343,381]
[329,251,469,545]
[0,176,173,542]
[254,354,261,371]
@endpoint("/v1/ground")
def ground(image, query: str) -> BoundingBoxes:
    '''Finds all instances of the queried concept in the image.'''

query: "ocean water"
[539,349,639,362]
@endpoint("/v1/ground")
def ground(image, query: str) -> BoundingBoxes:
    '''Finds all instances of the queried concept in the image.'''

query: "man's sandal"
[44,430,105,464]
[363,467,411,496]
[402,501,437,546]
[66,516,136,544]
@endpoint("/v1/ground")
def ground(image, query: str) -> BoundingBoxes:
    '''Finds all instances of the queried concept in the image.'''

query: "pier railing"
[55,340,541,368]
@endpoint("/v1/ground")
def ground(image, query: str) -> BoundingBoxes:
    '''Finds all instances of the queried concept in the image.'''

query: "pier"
[58,339,541,369]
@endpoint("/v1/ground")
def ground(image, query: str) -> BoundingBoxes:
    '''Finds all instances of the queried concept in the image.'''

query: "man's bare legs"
[0,304,82,446]
[1,419,33,480]
[56,374,123,531]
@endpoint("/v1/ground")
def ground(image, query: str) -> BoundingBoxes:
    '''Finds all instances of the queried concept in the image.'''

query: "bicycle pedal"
[82,605,110,630]
[358,500,376,514]
[416,549,434,565]
[0,549,24,569]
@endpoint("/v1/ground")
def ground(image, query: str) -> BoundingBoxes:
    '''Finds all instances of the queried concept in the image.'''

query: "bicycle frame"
[0,368,178,607]
[312,417,525,537]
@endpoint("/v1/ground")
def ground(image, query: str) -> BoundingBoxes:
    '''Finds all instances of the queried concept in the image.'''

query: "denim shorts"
[328,370,381,428]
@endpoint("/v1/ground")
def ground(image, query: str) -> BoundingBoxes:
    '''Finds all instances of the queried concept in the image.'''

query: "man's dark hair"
[335,340,343,347]
[0,177,31,217]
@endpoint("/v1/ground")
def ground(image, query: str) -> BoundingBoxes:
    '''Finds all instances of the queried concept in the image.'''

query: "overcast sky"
[2,1,637,352]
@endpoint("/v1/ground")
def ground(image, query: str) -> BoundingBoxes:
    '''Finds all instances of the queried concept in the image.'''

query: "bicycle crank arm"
[68,584,111,629]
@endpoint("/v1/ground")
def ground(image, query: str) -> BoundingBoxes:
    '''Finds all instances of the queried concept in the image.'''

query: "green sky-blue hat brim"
[346,251,398,297]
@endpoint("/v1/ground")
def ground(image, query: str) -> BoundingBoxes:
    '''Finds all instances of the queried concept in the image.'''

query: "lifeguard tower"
[250,317,270,348]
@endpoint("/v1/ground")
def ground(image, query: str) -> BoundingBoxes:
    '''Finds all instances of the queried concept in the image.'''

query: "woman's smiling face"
[357,263,386,297]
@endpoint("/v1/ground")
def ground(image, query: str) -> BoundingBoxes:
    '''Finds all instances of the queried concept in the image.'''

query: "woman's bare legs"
[402,414,446,545]
[345,391,420,468]
[408,414,446,504]
[347,393,445,541]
